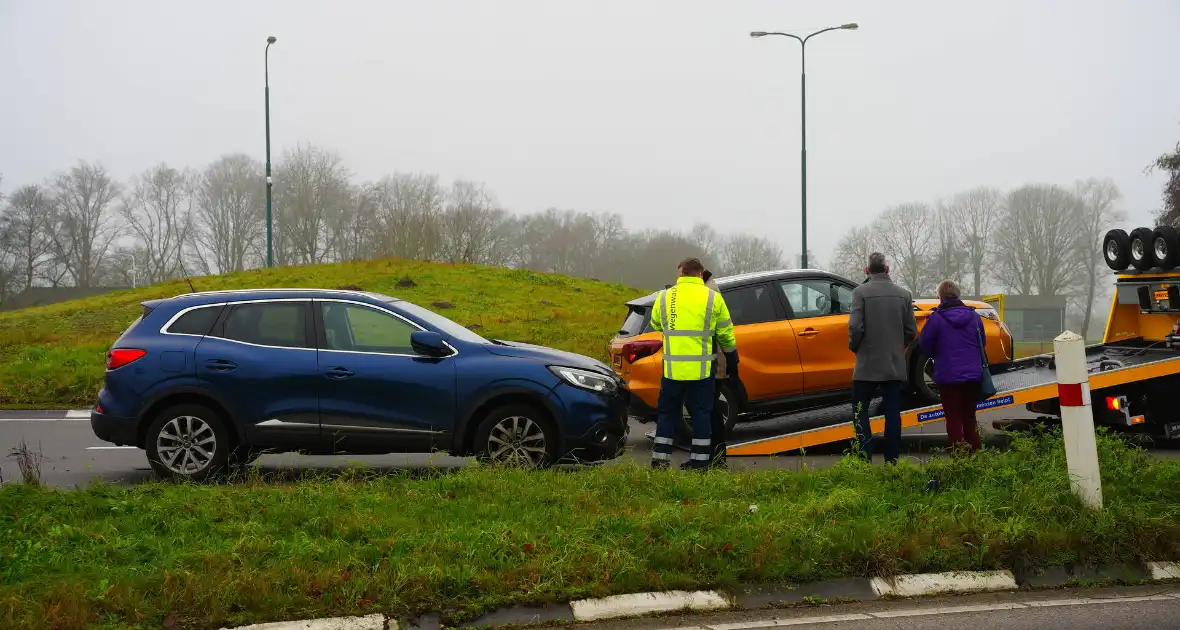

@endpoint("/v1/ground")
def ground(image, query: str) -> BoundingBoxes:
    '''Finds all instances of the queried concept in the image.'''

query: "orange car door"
[778,279,856,393]
[719,283,804,399]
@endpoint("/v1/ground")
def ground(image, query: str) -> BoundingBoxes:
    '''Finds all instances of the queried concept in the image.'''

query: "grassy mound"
[0,260,639,408]
[2,431,1179,629]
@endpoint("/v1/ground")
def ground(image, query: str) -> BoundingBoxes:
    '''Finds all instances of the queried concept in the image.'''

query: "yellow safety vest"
[650,276,738,381]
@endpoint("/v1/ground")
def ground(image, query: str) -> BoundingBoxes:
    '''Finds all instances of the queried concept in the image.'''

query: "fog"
[1,0,1177,298]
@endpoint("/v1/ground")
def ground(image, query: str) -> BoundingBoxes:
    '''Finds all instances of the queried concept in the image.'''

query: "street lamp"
[751,23,858,270]
[265,35,277,268]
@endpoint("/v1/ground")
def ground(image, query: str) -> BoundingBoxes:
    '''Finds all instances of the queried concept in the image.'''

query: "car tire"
[1129,227,1156,271]
[1102,229,1131,271]
[145,403,233,481]
[676,380,737,443]
[1152,226,1180,270]
[911,350,940,404]
[474,403,560,468]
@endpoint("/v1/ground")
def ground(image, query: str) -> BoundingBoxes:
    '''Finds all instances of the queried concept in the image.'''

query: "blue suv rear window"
[166,305,224,336]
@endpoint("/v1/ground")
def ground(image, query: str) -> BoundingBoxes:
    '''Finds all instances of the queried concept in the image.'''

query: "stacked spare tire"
[1104,226,1180,271]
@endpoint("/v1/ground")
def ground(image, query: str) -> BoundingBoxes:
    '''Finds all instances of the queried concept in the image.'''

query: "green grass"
[0,259,640,408]
[2,431,1179,629]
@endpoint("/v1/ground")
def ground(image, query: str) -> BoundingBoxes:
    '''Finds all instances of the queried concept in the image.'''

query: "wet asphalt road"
[5,403,1176,487]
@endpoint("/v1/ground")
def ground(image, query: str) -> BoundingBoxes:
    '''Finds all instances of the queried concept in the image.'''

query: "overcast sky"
[2,0,1177,261]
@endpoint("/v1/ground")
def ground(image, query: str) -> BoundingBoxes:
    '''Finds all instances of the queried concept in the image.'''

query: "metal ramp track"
[725,345,1180,457]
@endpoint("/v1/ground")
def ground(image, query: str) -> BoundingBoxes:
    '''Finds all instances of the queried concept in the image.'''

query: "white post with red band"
[1053,330,1103,509]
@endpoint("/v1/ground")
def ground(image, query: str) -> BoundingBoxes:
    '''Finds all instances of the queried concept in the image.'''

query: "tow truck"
[724,226,1180,456]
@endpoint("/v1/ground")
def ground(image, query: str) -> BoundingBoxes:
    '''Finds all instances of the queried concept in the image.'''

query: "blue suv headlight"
[550,366,617,394]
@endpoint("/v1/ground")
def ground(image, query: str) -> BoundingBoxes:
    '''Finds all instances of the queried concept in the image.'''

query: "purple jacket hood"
[918,299,985,385]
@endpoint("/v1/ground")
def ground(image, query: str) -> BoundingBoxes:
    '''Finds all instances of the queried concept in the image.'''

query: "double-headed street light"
[265,35,277,268]
[751,23,858,270]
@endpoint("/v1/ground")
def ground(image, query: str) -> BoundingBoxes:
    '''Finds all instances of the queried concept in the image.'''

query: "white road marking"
[87,446,139,450]
[0,417,90,422]
[1026,594,1178,607]
[868,602,1027,618]
[658,592,1180,630]
[65,410,91,418]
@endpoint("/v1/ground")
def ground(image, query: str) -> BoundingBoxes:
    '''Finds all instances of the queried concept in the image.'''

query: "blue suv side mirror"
[411,331,451,358]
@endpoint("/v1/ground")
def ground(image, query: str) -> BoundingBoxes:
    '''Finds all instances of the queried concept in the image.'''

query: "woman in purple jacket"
[918,280,984,453]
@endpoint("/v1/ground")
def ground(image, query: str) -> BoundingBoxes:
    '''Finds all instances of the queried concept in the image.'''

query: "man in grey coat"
[848,252,917,464]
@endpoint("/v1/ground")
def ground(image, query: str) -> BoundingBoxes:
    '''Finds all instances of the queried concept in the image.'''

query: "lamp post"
[750,23,858,270]
[265,35,277,268]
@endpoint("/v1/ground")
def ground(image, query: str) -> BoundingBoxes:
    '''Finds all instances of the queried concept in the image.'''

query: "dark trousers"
[852,380,903,464]
[654,377,715,467]
[938,381,983,453]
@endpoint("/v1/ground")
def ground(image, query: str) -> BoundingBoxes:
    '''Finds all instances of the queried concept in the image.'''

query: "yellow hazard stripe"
[726,355,1180,457]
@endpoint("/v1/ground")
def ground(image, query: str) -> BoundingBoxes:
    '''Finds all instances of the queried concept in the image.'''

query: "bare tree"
[371,172,445,261]
[1074,178,1125,335]
[48,161,122,287]
[439,180,509,264]
[272,145,352,265]
[120,164,194,284]
[190,154,264,274]
[930,200,967,288]
[949,186,1003,297]
[1149,133,1180,226]
[621,229,709,290]
[874,202,934,295]
[831,225,875,282]
[326,183,381,263]
[0,185,55,291]
[992,184,1083,296]
[721,233,782,275]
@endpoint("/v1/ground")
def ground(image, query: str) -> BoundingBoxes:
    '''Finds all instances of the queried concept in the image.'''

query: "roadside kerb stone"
[221,613,386,630]
[871,570,1018,597]
[570,590,729,622]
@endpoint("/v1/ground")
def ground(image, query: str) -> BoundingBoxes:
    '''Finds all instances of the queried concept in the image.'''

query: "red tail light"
[622,339,662,363]
[106,348,146,370]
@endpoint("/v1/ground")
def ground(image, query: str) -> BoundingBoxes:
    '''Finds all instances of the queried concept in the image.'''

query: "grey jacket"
[848,273,917,382]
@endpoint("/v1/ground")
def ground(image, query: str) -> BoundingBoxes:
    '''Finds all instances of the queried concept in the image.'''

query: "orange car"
[610,269,1013,436]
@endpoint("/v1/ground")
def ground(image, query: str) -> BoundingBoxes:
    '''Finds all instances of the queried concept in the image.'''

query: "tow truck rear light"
[1105,396,1122,411]
[622,339,662,363]
[106,348,146,370]
[1130,415,1145,425]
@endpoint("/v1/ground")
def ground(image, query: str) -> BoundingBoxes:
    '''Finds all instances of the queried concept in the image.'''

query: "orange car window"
[780,280,839,319]
[723,285,778,325]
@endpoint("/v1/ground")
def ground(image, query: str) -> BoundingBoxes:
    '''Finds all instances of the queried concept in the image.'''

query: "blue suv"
[91,288,629,480]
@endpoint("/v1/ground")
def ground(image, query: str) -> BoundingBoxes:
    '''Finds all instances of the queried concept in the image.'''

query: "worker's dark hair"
[678,257,705,276]
[867,252,887,274]
[701,269,713,282]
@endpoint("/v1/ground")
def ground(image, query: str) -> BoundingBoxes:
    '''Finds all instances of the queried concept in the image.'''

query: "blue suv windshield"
[393,300,490,345]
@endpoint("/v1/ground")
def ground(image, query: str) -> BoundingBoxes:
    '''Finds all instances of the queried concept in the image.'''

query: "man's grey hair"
[937,279,961,301]
[867,252,887,274]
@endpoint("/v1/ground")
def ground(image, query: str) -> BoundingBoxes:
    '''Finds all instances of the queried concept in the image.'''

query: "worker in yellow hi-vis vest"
[649,257,740,469]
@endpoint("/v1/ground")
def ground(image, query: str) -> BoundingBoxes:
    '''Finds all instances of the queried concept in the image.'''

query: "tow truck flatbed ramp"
[726,343,1180,457]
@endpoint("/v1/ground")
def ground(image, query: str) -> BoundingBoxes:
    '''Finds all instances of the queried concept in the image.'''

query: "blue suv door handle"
[325,366,355,380]
[204,359,237,372]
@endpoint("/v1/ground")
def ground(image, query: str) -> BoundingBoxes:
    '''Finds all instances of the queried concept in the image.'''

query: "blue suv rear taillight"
[106,348,146,370]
